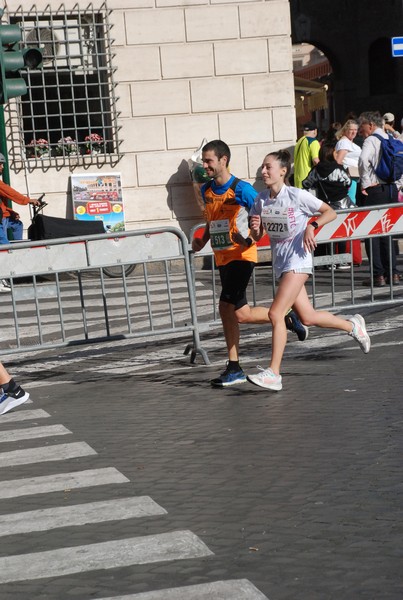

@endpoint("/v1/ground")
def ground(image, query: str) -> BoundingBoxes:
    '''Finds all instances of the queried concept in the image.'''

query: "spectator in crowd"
[302,143,352,268]
[0,153,40,293]
[358,111,401,286]
[344,111,364,148]
[334,119,362,206]
[334,119,361,178]
[321,122,342,146]
[293,121,320,188]
[0,153,40,245]
[382,112,400,139]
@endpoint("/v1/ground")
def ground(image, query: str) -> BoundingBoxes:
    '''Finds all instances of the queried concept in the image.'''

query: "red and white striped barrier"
[190,205,403,253]
[314,204,403,241]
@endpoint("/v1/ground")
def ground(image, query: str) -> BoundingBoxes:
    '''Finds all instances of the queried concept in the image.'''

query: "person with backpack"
[358,111,403,286]
[191,140,308,387]
[302,143,353,268]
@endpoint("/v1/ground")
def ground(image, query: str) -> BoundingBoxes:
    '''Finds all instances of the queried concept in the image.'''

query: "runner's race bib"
[261,206,291,240]
[210,219,232,249]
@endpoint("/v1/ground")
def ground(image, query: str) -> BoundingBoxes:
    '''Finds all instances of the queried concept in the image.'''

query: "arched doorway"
[292,42,334,141]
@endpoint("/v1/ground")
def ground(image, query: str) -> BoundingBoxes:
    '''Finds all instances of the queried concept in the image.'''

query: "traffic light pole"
[0,105,10,185]
[0,11,42,192]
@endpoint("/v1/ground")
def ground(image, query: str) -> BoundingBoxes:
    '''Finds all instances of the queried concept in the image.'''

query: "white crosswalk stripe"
[0,408,50,422]
[0,531,213,584]
[0,441,96,468]
[0,467,129,499]
[0,497,167,537]
[95,579,269,599]
[0,423,71,443]
[0,407,268,599]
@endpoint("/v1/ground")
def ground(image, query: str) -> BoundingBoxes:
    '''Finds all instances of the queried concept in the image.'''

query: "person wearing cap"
[293,121,320,188]
[383,113,400,139]
[0,153,40,245]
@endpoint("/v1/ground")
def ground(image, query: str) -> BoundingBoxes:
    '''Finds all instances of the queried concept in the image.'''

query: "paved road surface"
[0,302,402,599]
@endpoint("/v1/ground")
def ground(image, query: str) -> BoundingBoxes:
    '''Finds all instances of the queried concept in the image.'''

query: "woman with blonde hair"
[334,119,361,177]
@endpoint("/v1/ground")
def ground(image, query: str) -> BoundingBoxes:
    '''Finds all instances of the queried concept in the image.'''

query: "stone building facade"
[5,0,296,236]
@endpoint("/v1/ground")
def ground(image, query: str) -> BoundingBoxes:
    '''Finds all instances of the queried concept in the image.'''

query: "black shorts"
[218,260,255,310]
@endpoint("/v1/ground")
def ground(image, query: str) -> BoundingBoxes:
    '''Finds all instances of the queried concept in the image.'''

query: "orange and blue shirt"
[201,175,258,266]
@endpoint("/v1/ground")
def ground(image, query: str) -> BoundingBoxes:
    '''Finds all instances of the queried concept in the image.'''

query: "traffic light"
[0,19,42,104]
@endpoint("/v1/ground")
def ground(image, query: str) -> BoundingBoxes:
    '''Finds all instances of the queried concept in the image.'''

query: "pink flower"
[26,138,49,158]
[28,138,49,148]
[84,133,104,154]
[85,133,104,144]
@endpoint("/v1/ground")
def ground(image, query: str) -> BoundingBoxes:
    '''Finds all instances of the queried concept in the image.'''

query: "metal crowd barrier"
[189,203,403,329]
[0,205,401,362]
[0,227,210,363]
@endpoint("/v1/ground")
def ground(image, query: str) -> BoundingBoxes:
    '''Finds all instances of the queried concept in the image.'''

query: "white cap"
[383,112,395,123]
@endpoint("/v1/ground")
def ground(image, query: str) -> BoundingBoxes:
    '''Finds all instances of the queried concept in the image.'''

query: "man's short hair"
[202,140,231,165]
[358,111,383,128]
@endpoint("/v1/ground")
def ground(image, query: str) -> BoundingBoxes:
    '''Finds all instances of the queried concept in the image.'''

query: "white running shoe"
[348,314,371,354]
[247,366,282,391]
[0,386,30,415]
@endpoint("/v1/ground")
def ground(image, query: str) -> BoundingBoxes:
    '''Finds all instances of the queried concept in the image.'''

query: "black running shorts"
[218,260,255,310]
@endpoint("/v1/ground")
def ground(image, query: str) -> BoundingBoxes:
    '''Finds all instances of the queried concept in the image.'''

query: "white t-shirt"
[335,137,361,168]
[250,185,323,278]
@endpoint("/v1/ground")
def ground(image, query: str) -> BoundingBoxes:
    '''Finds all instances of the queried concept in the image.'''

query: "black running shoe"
[211,363,247,387]
[0,386,30,415]
[284,309,309,342]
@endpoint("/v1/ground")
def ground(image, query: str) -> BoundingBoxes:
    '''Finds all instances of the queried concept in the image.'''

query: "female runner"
[247,149,370,391]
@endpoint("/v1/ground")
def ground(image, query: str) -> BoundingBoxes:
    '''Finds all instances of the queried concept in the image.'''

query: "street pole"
[0,104,10,185]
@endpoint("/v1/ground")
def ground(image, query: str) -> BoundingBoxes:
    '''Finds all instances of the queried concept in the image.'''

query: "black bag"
[28,215,105,241]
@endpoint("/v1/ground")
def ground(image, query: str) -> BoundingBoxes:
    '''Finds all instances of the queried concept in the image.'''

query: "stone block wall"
[7,0,296,235]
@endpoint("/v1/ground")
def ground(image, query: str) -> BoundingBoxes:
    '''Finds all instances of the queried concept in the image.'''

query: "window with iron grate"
[6,3,121,169]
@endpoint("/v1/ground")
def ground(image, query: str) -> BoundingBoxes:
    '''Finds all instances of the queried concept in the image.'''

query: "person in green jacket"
[293,121,320,188]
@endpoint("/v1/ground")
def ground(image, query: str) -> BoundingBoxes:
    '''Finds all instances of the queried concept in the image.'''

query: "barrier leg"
[183,342,210,365]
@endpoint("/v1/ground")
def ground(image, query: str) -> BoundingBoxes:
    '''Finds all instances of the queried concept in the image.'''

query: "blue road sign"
[391,37,403,57]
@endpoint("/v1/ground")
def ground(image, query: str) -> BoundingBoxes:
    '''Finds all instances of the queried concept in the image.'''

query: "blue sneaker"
[210,364,247,387]
[284,309,309,342]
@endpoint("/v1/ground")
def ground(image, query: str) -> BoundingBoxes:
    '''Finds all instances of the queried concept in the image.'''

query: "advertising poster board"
[70,173,125,232]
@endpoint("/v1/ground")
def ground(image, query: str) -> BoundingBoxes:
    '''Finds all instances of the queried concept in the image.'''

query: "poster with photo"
[70,173,125,232]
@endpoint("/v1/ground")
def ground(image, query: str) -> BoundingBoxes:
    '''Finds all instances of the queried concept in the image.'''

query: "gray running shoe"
[348,314,371,354]
[247,366,282,391]
[0,279,11,293]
